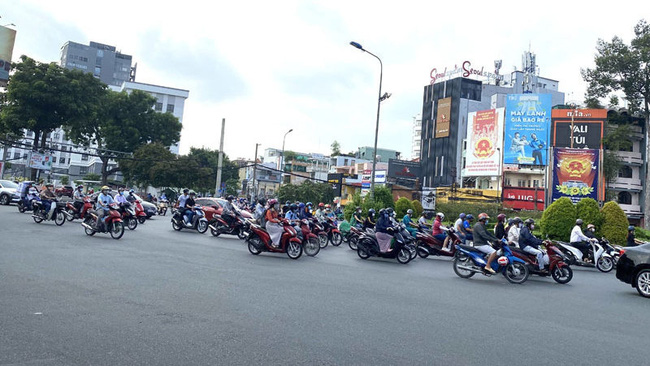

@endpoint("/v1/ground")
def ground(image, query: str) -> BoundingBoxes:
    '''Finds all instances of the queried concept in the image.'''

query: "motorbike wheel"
[162,208,167,216]
[417,244,430,258]
[397,248,411,264]
[172,219,182,231]
[138,216,146,224]
[66,209,76,222]
[110,222,125,240]
[318,233,328,248]
[197,220,209,234]
[18,203,25,213]
[635,269,650,298]
[33,215,43,224]
[210,226,220,236]
[330,232,343,246]
[237,229,247,240]
[504,262,529,284]
[551,265,573,284]
[286,241,303,260]
[453,255,475,278]
[54,211,66,226]
[407,244,417,261]
[348,236,358,251]
[357,245,370,259]
[596,256,614,273]
[127,217,138,230]
[248,237,262,255]
[304,237,320,257]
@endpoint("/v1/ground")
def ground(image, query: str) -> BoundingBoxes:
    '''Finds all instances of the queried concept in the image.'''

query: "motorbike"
[554,240,614,273]
[31,199,67,226]
[511,241,574,284]
[210,210,247,239]
[158,199,169,216]
[17,196,40,213]
[246,219,304,259]
[171,206,209,233]
[346,226,368,250]
[356,224,414,264]
[309,218,329,249]
[134,200,148,224]
[296,218,320,257]
[116,202,139,230]
[64,197,93,222]
[453,240,530,284]
[600,237,624,267]
[416,227,462,259]
[81,203,125,240]
[322,217,343,246]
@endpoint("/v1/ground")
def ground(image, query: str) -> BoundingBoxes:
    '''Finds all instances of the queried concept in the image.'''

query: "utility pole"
[252,143,260,200]
[215,118,225,197]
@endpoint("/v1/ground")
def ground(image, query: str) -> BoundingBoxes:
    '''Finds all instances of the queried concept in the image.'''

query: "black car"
[616,243,650,298]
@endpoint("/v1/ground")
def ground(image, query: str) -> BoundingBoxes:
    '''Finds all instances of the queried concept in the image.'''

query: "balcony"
[615,151,643,166]
[609,177,643,192]
[619,203,642,216]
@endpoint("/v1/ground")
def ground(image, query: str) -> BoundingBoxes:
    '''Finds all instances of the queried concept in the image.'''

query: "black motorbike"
[356,224,414,264]
[31,199,66,226]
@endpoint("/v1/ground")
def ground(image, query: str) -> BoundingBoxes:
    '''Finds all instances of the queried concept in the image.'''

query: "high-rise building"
[60,41,135,87]
[411,114,422,160]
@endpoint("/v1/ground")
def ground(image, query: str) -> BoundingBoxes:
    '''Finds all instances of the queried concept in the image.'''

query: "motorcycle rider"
[519,219,546,272]
[222,195,238,227]
[570,219,595,261]
[114,187,128,206]
[495,214,507,240]
[433,212,451,251]
[265,199,283,248]
[184,191,197,225]
[351,207,363,229]
[464,214,475,242]
[363,209,376,230]
[177,189,190,221]
[285,203,299,220]
[402,209,418,237]
[507,217,522,248]
[303,202,313,219]
[454,213,467,242]
[96,186,114,230]
[473,213,499,274]
[315,203,325,220]
[584,224,597,239]
[375,209,394,253]
[418,212,431,231]
[627,225,637,247]
[73,185,85,212]
[254,198,266,223]
[39,183,56,216]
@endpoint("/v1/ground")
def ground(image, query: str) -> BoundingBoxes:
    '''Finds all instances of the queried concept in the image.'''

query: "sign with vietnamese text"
[551,109,606,149]
[504,94,552,165]
[465,108,503,176]
[28,152,52,171]
[387,159,421,180]
[552,148,600,203]
[435,97,452,138]
[502,187,545,211]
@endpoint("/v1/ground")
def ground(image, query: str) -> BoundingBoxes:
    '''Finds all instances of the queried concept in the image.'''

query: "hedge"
[395,197,415,219]
[540,197,576,241]
[601,201,629,246]
[411,200,423,218]
[576,198,604,236]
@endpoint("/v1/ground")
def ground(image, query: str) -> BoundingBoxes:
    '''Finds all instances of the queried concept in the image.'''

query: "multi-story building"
[60,41,135,87]
[411,114,422,160]
[356,146,400,163]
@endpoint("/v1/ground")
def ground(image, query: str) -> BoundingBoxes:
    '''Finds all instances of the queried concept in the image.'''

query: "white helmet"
[436,212,445,220]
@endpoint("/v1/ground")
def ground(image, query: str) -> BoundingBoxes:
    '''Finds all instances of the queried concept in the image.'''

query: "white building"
[411,114,422,160]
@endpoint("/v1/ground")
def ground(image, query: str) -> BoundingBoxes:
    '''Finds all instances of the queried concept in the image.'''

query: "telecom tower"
[521,50,537,94]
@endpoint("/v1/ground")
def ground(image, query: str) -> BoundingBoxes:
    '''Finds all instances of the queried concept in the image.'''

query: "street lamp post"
[350,41,387,198]
[280,129,293,180]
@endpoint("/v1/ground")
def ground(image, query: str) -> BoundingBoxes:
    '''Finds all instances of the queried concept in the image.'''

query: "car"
[616,243,650,298]
[194,197,253,222]
[55,185,74,198]
[0,179,20,205]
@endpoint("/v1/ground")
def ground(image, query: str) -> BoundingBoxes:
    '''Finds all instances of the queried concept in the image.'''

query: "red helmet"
[478,213,489,221]
[268,199,278,206]
[318,202,324,207]
[497,213,506,222]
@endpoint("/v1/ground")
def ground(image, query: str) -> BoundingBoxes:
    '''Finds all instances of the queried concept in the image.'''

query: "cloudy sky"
[3,1,644,160]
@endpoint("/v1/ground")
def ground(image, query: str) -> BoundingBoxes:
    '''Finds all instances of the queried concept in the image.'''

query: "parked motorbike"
[117,202,139,230]
[32,199,66,226]
[210,211,247,239]
[81,203,125,240]
[246,219,304,259]
[171,206,209,233]
[453,240,530,284]
[554,239,614,273]
[64,197,93,222]
[416,227,462,259]
[158,199,169,216]
[511,241,574,284]
[356,224,414,264]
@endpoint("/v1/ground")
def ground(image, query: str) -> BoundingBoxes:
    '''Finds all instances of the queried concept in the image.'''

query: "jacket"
[472,222,498,247]
[495,222,506,240]
[375,214,391,233]
[519,226,543,250]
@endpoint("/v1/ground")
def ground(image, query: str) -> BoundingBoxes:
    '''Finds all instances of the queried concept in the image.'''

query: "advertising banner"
[374,170,387,184]
[465,108,503,176]
[0,25,17,87]
[327,173,343,198]
[552,148,600,203]
[435,97,452,138]
[387,159,421,180]
[28,152,52,171]
[504,94,552,165]
[551,109,606,149]
[502,187,545,211]
[421,188,436,211]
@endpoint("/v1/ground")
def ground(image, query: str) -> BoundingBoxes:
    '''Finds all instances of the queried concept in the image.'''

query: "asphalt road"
[1,204,648,366]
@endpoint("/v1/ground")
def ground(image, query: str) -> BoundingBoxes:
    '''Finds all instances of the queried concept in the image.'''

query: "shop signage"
[430,61,504,84]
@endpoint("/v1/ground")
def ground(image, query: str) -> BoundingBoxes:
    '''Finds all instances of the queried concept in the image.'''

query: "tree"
[372,186,394,209]
[184,147,240,195]
[120,143,177,187]
[395,197,415,219]
[411,199,423,218]
[582,19,650,227]
[602,111,635,199]
[540,197,576,241]
[601,201,630,245]
[576,198,604,236]
[331,140,341,156]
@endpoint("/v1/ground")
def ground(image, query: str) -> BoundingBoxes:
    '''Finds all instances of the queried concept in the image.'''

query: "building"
[411,114,422,160]
[239,162,282,199]
[60,41,135,87]
[356,146,400,163]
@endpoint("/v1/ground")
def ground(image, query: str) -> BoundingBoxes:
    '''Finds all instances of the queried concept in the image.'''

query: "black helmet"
[524,218,535,227]
[368,208,376,215]
[227,195,234,201]
[386,208,394,215]
[628,225,635,231]
[512,217,522,224]
[258,198,266,205]
[183,188,189,194]
[306,202,313,207]
[466,214,474,221]
[576,218,583,226]
[290,203,298,211]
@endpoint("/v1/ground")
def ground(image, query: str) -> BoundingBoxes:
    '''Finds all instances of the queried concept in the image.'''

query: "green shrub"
[372,186,394,209]
[411,200,423,218]
[540,197,576,241]
[601,201,629,245]
[395,197,414,219]
[634,227,650,241]
[343,193,362,221]
[576,198,604,236]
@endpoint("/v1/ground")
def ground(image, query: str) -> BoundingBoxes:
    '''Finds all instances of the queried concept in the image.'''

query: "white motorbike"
[555,239,614,273]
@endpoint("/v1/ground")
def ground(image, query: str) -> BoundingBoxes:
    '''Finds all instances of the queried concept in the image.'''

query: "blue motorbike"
[452,240,530,284]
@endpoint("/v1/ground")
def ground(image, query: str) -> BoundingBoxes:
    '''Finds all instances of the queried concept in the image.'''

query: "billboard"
[28,152,52,171]
[421,187,436,211]
[387,159,421,180]
[504,94,552,165]
[551,109,606,149]
[0,25,17,87]
[502,187,545,211]
[552,148,600,203]
[435,97,452,138]
[465,108,504,176]
[327,173,343,198]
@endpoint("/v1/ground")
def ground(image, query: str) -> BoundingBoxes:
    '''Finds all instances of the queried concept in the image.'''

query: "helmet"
[268,198,278,206]
[436,212,444,220]
[524,218,535,226]
[129,189,135,194]
[183,188,189,194]
[368,208,376,215]
[258,198,266,205]
[46,183,54,187]
[325,204,331,208]
[101,185,109,191]
[512,217,522,224]
[76,185,83,189]
[378,208,385,215]
[227,195,234,201]
[497,213,506,222]
[478,213,489,221]
[628,225,635,231]
[576,219,583,225]
[386,208,394,215]
[466,214,474,221]
[298,202,305,208]
[459,213,466,219]
[587,224,595,230]
[319,202,324,208]
[407,209,413,215]
[306,202,312,207]
[290,204,297,211]
[189,190,196,195]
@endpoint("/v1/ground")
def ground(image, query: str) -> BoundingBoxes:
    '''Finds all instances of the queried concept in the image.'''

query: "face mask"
[485,220,489,225]
[531,224,535,230]
[590,228,595,232]
[119,192,124,195]
[518,223,523,228]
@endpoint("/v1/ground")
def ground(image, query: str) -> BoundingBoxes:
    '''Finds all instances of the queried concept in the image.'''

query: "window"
[13,152,20,159]
[97,49,104,57]
[155,102,163,111]
[52,157,57,163]
[96,57,103,66]
[79,166,88,175]
[60,158,66,164]
[81,154,89,161]
[61,146,67,152]
[618,165,633,178]
[94,67,101,76]
[618,191,632,205]
[166,104,175,113]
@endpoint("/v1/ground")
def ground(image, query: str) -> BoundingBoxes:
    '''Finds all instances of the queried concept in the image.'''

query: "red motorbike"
[81,203,125,240]
[247,219,304,259]
[322,217,343,246]
[415,227,462,258]
[64,197,93,221]
[511,241,574,284]
[309,218,329,249]
[134,200,148,224]
[296,219,320,256]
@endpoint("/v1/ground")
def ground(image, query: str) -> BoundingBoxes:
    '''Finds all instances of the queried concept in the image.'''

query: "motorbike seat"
[511,247,532,257]
[457,244,479,252]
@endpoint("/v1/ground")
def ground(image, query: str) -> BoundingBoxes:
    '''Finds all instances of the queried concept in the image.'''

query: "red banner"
[503,187,545,211]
